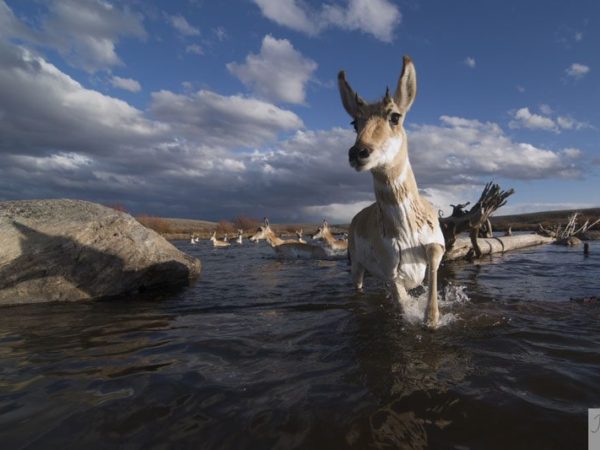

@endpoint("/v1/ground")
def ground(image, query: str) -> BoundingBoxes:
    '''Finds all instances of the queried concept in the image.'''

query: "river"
[1,239,599,449]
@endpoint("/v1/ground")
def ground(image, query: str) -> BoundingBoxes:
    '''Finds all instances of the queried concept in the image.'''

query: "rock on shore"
[0,199,201,305]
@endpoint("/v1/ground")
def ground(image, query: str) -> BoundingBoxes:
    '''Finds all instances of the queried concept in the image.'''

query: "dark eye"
[350,120,358,132]
[390,112,401,125]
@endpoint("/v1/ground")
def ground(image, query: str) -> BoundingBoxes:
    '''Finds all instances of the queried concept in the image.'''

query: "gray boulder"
[0,199,201,305]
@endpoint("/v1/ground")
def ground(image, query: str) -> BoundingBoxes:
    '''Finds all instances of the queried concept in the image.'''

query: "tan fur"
[313,221,348,251]
[249,220,328,259]
[339,56,445,328]
[210,231,230,248]
[295,229,306,243]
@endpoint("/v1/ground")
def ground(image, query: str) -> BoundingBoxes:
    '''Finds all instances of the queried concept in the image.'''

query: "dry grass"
[232,215,260,231]
[136,215,176,234]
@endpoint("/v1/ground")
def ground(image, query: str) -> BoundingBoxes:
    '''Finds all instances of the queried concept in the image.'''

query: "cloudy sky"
[0,0,598,222]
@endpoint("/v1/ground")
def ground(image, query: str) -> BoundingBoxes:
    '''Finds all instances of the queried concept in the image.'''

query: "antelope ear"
[394,55,417,112]
[338,70,365,117]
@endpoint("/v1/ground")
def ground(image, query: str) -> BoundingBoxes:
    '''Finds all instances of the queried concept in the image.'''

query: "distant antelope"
[236,229,243,244]
[295,229,306,243]
[210,231,231,248]
[223,233,229,242]
[312,220,348,252]
[250,219,327,259]
[338,56,445,328]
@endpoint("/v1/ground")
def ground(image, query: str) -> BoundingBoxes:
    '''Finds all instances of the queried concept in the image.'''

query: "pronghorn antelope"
[236,229,243,244]
[250,219,327,259]
[312,220,348,252]
[210,231,231,248]
[338,56,445,328]
[295,229,306,243]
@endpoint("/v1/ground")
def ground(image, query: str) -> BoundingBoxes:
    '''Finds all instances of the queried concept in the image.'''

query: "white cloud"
[321,0,401,42]
[509,107,558,132]
[410,116,580,182]
[227,35,317,104]
[464,57,476,68]
[509,106,591,133]
[516,85,525,93]
[565,63,590,79]
[149,89,304,148]
[252,0,401,42]
[561,147,582,158]
[575,31,583,41]
[501,202,596,216]
[253,0,318,35]
[0,31,588,221]
[0,0,146,72]
[185,44,204,55]
[556,115,591,131]
[110,75,141,92]
[213,27,228,41]
[168,14,200,36]
[0,41,165,156]
[303,200,373,223]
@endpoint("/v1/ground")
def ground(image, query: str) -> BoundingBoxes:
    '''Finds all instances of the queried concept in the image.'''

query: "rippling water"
[1,239,599,449]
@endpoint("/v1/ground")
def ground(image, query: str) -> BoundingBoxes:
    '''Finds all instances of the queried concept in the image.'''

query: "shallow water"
[1,239,599,449]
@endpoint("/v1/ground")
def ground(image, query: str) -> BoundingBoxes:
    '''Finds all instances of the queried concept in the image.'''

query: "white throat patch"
[377,136,403,167]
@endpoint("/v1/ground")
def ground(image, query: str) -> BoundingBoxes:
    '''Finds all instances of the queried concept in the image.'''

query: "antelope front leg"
[390,280,410,312]
[351,262,365,292]
[425,244,444,329]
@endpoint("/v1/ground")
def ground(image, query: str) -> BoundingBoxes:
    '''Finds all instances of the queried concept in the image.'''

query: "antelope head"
[338,56,417,173]
[249,218,271,242]
[312,220,330,240]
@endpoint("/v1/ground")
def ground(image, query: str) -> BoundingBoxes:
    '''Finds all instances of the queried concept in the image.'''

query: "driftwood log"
[538,213,600,245]
[439,182,515,258]
[445,235,555,260]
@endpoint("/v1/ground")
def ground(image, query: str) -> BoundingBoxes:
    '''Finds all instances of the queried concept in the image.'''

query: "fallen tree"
[538,212,600,245]
[439,182,515,258]
[445,234,555,260]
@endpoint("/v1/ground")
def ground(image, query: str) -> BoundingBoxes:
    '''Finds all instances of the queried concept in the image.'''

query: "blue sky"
[0,0,598,222]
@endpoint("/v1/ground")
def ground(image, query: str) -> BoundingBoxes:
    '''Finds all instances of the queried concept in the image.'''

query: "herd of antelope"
[201,219,347,259]
[198,57,444,327]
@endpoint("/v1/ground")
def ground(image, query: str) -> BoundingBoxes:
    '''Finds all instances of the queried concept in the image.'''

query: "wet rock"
[0,199,201,305]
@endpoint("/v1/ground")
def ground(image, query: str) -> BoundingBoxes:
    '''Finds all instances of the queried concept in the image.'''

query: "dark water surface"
[1,239,599,449]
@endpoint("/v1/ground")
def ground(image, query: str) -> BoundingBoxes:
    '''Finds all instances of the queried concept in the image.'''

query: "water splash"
[441,283,470,306]
[399,283,470,328]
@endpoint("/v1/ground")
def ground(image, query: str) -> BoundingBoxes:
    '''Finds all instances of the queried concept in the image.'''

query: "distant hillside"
[135,215,342,240]
[491,207,600,231]
[135,207,600,239]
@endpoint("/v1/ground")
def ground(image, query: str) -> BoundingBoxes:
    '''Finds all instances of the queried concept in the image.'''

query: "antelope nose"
[349,145,370,162]
[358,148,370,158]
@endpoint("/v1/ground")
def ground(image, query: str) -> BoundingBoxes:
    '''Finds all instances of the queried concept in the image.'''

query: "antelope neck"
[266,230,285,247]
[372,152,419,236]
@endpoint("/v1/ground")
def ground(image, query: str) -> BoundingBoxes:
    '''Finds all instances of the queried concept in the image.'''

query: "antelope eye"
[390,112,401,125]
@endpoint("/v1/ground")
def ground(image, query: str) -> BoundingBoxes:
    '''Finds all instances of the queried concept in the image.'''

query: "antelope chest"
[353,220,444,289]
